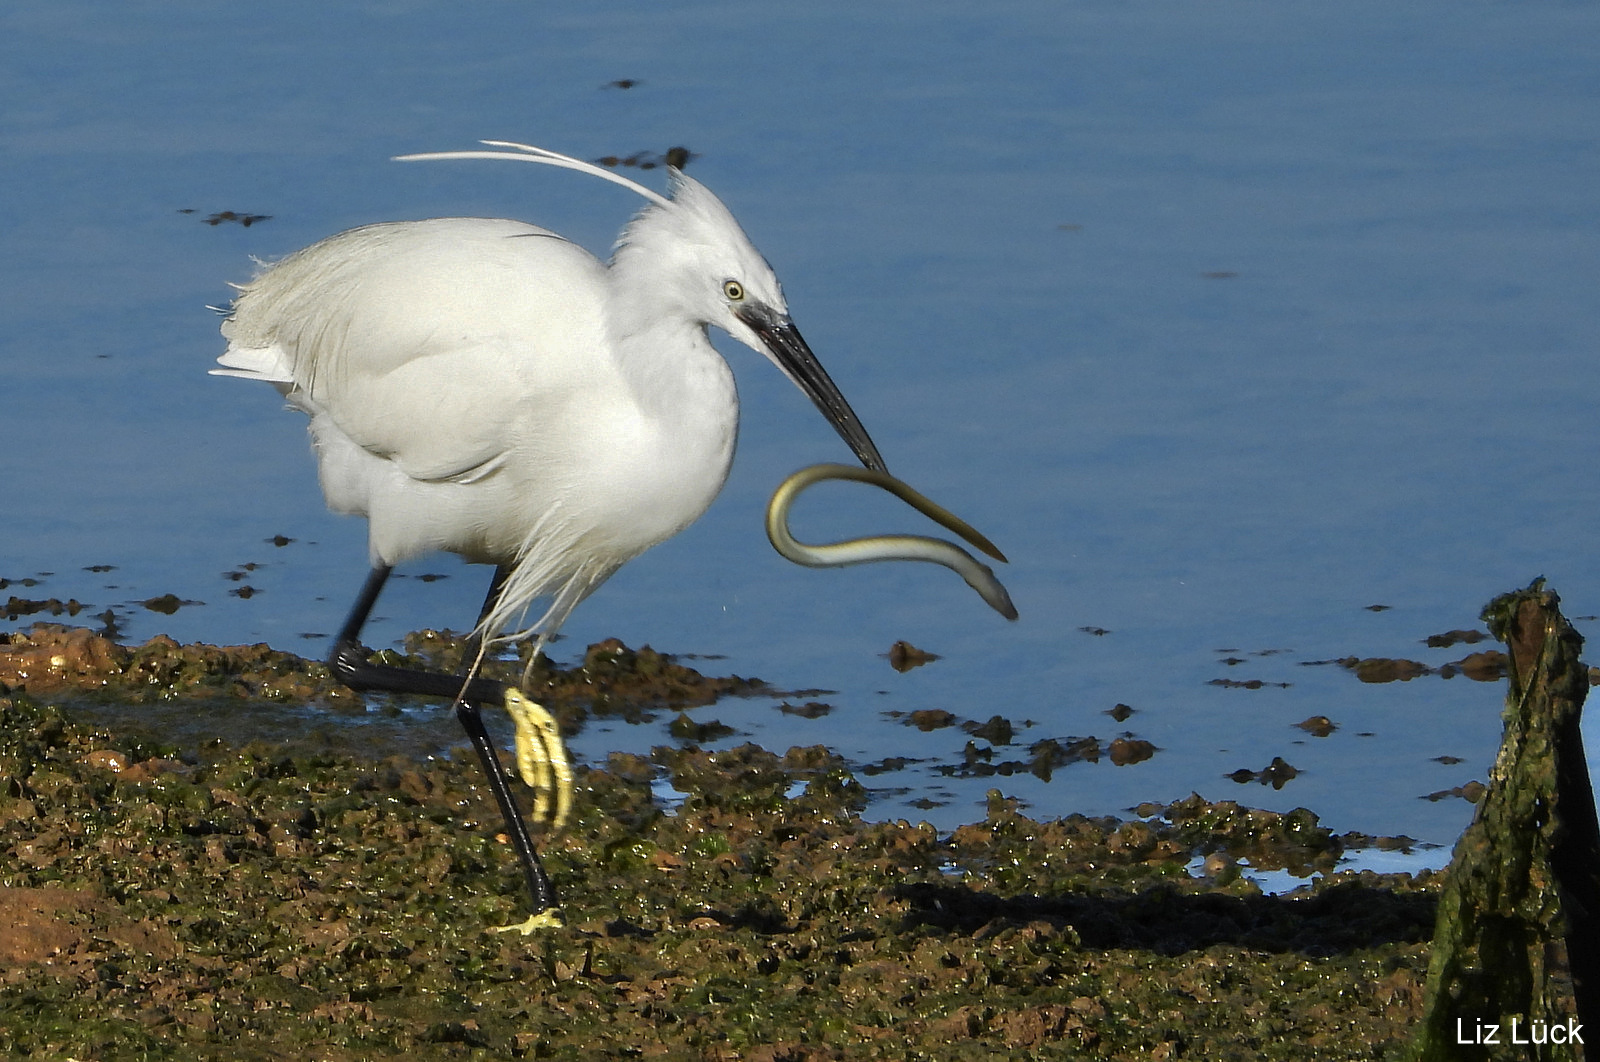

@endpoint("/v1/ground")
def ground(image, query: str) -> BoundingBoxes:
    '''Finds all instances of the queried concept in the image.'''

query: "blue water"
[4,1,1599,865]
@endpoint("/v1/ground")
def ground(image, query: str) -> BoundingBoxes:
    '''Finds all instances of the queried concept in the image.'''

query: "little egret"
[213,142,1011,930]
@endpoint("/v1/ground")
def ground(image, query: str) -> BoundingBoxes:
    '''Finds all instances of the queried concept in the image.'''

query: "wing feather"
[219,218,610,483]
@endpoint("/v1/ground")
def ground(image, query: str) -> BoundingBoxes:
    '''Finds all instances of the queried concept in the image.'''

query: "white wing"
[219,218,611,483]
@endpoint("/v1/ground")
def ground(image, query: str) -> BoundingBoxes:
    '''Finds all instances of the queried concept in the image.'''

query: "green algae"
[1412,582,1598,1060]
[0,626,1440,1059]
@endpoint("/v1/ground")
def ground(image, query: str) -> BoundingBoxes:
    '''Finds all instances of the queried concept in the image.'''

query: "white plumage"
[216,145,883,649]
[210,142,1011,926]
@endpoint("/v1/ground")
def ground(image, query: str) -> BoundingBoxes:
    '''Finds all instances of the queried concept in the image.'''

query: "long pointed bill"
[741,308,887,474]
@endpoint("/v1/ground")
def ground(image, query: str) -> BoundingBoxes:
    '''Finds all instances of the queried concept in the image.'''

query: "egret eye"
[723,279,745,302]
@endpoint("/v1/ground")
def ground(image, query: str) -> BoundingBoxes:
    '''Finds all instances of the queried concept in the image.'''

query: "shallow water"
[4,0,1599,862]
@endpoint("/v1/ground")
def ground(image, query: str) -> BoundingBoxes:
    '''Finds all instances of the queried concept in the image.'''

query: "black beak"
[742,307,887,474]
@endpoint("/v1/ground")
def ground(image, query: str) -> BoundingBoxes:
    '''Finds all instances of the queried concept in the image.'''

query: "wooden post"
[1413,580,1600,1060]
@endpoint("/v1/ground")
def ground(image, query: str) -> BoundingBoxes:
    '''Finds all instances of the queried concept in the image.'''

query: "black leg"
[456,566,559,914]
[329,565,505,703]
[327,565,560,916]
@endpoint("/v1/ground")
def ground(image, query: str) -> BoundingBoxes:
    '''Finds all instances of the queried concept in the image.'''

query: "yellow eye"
[722,279,745,301]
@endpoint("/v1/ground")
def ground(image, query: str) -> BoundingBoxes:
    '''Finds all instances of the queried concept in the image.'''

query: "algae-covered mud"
[1,625,1436,1059]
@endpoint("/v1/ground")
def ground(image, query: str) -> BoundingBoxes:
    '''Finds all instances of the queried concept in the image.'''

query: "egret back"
[222,219,614,483]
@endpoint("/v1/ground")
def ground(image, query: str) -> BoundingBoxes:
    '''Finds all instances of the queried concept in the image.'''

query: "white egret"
[213,142,1011,929]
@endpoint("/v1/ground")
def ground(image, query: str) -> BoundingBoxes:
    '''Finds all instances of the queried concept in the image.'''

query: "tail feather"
[212,343,293,383]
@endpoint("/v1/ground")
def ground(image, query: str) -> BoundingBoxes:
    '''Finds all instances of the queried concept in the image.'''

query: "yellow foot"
[491,908,566,935]
[502,686,573,832]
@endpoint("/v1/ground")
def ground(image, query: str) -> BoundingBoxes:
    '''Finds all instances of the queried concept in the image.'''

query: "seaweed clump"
[0,625,1438,1059]
[0,714,1435,1057]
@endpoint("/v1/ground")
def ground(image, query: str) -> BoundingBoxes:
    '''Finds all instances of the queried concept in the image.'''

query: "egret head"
[610,167,784,338]
[396,141,887,473]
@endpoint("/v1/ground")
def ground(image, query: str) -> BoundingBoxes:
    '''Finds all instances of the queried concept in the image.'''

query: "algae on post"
[1413,580,1600,1061]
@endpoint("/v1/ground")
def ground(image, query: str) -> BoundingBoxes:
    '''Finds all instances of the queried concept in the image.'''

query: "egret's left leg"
[327,564,570,930]
[459,569,571,933]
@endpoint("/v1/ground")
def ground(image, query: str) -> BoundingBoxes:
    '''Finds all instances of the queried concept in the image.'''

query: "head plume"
[394,140,675,209]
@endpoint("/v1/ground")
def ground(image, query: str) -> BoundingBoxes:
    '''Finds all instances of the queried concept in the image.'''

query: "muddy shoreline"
[1,625,1436,1058]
